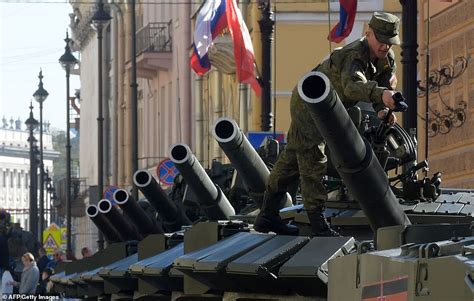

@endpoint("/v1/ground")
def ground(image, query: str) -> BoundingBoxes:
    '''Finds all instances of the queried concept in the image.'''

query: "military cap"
[369,12,400,45]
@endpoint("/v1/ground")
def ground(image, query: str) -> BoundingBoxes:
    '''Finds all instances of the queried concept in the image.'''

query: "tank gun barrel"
[86,204,124,243]
[212,117,292,208]
[297,71,411,231]
[97,199,143,240]
[170,143,235,220]
[133,170,191,232]
[113,189,164,235]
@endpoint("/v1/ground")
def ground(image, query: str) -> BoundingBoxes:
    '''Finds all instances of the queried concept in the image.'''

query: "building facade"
[417,0,474,188]
[68,0,196,253]
[0,117,57,231]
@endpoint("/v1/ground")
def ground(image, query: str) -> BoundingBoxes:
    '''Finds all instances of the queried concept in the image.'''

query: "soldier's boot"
[254,192,299,235]
[307,205,340,237]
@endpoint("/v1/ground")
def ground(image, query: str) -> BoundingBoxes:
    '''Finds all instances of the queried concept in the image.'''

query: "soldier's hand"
[377,108,397,126]
[382,90,398,110]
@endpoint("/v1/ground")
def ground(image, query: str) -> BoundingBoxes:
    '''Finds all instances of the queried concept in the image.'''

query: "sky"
[0,0,81,132]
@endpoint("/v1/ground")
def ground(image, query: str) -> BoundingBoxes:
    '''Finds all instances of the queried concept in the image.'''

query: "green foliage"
[51,129,79,184]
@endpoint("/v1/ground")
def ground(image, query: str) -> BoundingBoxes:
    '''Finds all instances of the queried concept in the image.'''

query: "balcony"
[131,22,173,78]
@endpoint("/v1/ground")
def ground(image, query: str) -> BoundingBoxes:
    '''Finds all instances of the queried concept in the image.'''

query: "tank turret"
[297,71,411,231]
[134,170,191,232]
[170,143,235,220]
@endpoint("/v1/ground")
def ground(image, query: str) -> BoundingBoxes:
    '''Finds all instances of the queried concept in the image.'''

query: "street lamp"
[25,102,39,238]
[258,0,274,132]
[91,0,111,251]
[45,168,52,226]
[32,69,49,242]
[45,169,52,192]
[130,0,138,202]
[59,31,78,254]
[50,190,58,225]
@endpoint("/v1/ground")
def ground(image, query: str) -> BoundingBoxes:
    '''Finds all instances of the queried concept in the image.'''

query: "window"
[25,173,29,188]
[10,170,14,188]
[2,170,5,187]
[18,171,21,188]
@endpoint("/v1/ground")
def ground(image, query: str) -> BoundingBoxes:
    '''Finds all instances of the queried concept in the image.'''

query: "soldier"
[254,12,402,236]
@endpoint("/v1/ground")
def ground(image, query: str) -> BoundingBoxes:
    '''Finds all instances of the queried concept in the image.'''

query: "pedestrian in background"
[81,247,93,258]
[10,252,39,294]
[36,248,51,275]
[46,249,64,270]
[66,249,77,261]
[1,265,14,297]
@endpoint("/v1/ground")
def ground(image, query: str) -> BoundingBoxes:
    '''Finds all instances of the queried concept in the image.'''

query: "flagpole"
[425,0,430,164]
[272,1,277,139]
[327,0,332,54]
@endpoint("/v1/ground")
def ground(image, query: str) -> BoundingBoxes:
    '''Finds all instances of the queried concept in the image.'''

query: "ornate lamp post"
[50,190,58,225]
[59,31,78,254]
[32,70,49,242]
[25,103,39,238]
[401,0,418,133]
[258,0,274,132]
[45,169,53,226]
[91,0,111,251]
[131,0,138,201]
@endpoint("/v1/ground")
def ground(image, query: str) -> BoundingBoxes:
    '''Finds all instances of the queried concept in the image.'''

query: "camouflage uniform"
[267,37,397,210]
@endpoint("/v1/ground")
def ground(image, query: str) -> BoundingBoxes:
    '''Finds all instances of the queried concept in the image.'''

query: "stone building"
[417,0,474,188]
[0,116,58,230]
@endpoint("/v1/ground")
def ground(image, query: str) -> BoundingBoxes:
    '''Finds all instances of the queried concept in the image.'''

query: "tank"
[328,222,474,301]
[55,76,474,301]
[293,71,474,301]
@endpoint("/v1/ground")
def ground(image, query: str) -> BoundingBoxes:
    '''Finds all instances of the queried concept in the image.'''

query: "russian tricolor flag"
[190,0,228,76]
[190,0,261,96]
[328,0,358,43]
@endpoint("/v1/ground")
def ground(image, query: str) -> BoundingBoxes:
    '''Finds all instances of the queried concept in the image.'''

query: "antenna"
[424,0,430,175]
[176,46,182,142]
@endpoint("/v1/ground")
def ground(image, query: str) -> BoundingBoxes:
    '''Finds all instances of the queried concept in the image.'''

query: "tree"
[51,129,79,184]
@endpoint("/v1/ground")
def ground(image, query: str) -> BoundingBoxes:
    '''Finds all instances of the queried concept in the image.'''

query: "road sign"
[247,131,286,149]
[43,234,58,249]
[43,223,61,256]
[158,158,179,186]
[103,185,120,203]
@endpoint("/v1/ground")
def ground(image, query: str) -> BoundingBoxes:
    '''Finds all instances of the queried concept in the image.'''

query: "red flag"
[328,0,358,43]
[225,0,262,96]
